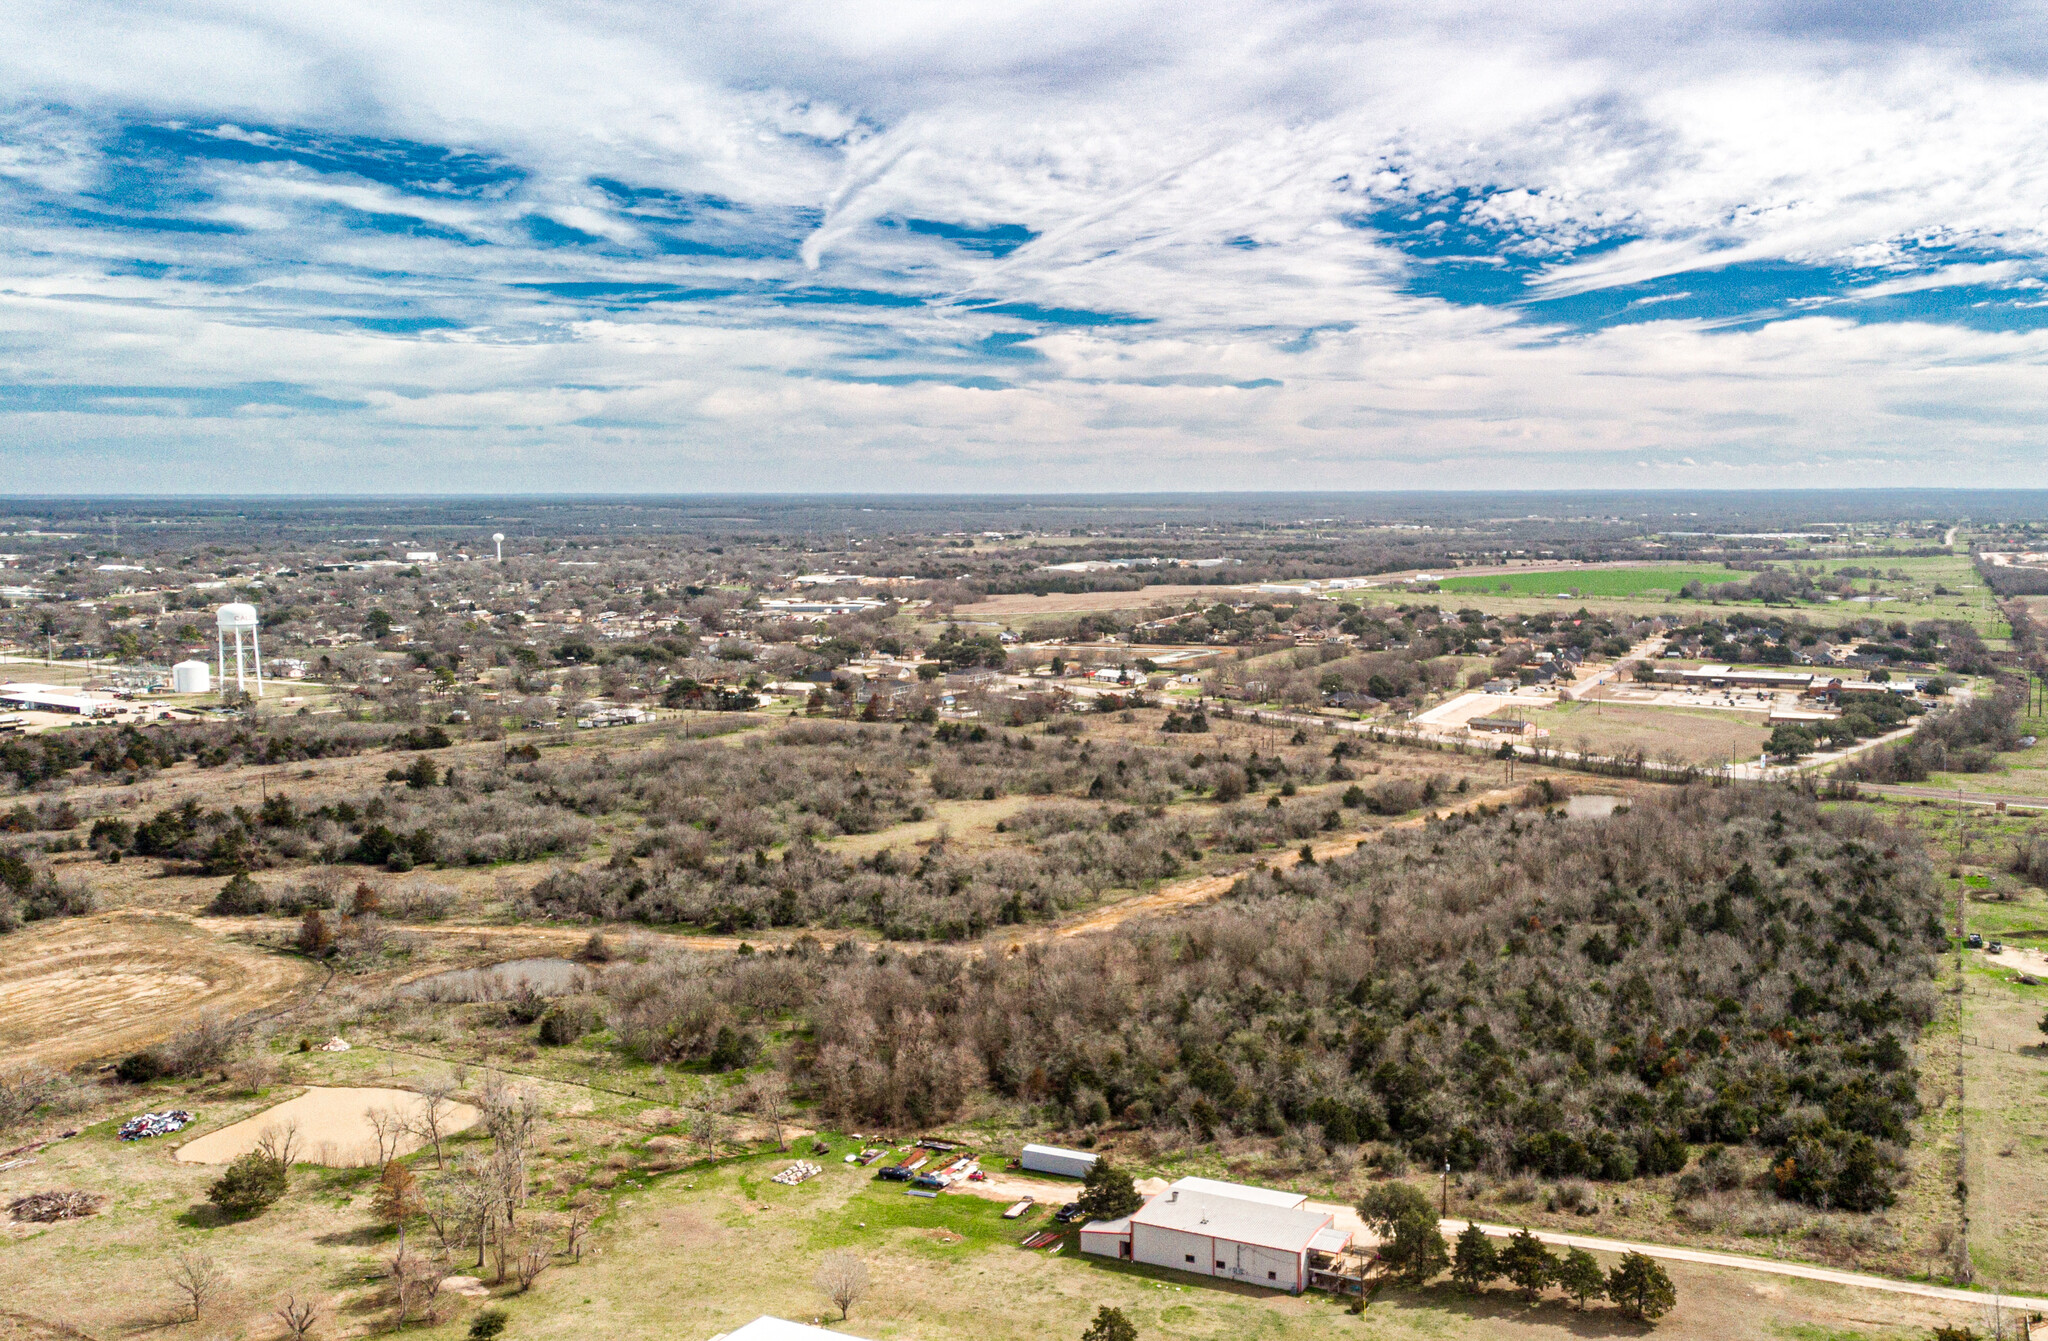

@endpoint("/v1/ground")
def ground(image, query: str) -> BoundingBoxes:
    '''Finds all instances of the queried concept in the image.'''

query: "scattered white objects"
[118,1110,193,1141]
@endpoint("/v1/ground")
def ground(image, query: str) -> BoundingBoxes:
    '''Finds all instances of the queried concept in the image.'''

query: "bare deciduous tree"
[512,1217,557,1292]
[169,1248,225,1321]
[813,1250,870,1322]
[255,1119,301,1168]
[563,1196,598,1262]
[274,1293,319,1341]
[366,1104,406,1165]
[406,1074,459,1169]
[744,1072,789,1151]
[388,1248,447,1326]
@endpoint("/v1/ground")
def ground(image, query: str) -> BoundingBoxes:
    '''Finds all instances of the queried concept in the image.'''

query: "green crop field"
[1439,566,1747,598]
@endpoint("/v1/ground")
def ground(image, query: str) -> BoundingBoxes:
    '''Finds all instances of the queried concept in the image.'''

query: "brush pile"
[8,1190,106,1223]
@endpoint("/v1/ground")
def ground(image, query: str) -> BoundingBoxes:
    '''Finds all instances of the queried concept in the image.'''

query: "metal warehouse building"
[1080,1177,1348,1293]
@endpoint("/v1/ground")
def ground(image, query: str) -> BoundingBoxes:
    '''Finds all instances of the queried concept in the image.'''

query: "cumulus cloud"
[0,0,2045,491]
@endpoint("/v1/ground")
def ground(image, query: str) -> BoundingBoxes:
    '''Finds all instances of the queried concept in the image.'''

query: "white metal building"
[708,1319,883,1340]
[1020,1144,1099,1179]
[1080,1177,1344,1293]
[0,683,116,716]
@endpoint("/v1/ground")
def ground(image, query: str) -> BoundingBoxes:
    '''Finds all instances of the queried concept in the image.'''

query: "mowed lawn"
[1439,566,1747,597]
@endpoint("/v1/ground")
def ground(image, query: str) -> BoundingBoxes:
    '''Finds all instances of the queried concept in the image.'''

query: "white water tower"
[493,532,505,562]
[216,603,264,698]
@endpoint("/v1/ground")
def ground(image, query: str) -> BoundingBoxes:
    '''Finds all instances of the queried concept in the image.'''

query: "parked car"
[1967,933,1984,949]
[1987,940,2004,954]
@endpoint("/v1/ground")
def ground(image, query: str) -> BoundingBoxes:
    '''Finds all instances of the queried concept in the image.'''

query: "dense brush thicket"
[1839,683,2027,782]
[597,788,1944,1212]
[515,789,1366,940]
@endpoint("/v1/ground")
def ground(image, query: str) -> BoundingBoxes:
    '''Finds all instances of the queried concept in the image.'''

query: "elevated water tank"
[216,602,258,632]
[171,660,210,694]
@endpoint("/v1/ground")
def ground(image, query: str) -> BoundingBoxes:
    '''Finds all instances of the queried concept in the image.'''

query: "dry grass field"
[0,912,318,1068]
[1515,701,1773,767]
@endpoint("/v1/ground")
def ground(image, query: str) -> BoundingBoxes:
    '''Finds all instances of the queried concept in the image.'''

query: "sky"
[3,1,2048,494]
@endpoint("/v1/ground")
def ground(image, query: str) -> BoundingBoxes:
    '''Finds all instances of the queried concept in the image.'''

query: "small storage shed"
[1020,1144,1099,1179]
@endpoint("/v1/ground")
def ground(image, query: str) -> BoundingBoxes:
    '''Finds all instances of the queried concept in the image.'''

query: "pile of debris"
[770,1160,822,1186]
[118,1110,194,1141]
[9,1190,106,1223]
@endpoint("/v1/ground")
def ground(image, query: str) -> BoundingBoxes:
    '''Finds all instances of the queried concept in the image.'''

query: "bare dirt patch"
[0,912,317,1069]
[173,1085,480,1167]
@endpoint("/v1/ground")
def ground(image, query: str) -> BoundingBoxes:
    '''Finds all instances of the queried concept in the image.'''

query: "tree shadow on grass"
[312,1221,392,1248]
[1369,1284,1655,1337]
[171,1203,228,1230]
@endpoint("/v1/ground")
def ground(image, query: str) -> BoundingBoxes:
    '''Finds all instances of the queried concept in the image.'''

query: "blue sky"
[3,1,2048,492]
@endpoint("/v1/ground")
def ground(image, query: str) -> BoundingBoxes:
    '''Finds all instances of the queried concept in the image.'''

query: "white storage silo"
[171,660,210,694]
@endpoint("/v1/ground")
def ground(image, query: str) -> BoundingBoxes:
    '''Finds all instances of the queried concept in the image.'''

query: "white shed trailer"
[1020,1144,1099,1179]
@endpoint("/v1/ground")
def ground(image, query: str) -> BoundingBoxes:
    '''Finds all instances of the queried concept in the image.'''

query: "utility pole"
[1440,1159,1451,1218]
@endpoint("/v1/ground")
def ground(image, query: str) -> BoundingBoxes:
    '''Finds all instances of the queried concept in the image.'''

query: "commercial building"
[1080,1176,1347,1293]
[0,683,117,716]
[1650,664,1820,690]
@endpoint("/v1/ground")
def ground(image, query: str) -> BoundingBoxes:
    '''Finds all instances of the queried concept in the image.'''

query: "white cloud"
[0,0,2046,490]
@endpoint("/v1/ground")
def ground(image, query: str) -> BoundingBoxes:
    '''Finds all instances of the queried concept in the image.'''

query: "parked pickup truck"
[878,1164,915,1182]
[1967,933,1984,949]
[1989,940,2005,954]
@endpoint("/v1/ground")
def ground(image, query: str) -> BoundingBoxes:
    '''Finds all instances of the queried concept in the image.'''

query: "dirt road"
[0,911,320,1068]
[1859,783,2048,812]
[1434,1217,2048,1312]
[1040,784,1531,940]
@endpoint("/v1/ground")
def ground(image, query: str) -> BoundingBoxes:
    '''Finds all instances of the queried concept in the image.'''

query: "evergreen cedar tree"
[207,1151,289,1217]
[1450,1222,1498,1291]
[1499,1228,1558,1301]
[1074,1161,1143,1222]
[1606,1252,1677,1321]
[1081,1306,1138,1341]
[468,1309,508,1341]
[1356,1183,1447,1284]
[1554,1247,1606,1309]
